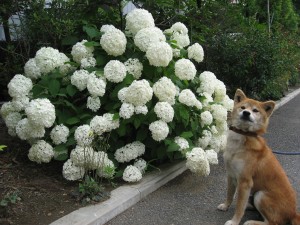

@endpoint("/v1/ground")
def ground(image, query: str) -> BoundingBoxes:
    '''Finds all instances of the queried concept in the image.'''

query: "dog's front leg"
[218,175,236,211]
[226,179,253,225]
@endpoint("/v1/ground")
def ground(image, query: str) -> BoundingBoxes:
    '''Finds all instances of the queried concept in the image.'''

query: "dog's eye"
[241,106,245,109]
[253,109,259,113]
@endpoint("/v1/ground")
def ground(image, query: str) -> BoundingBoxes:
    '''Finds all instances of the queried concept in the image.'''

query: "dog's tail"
[291,212,300,225]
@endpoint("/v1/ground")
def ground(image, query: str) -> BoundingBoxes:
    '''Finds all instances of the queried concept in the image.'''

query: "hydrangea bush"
[1,9,233,182]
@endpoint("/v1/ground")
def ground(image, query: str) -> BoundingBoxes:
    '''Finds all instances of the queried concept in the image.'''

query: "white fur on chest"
[223,131,247,178]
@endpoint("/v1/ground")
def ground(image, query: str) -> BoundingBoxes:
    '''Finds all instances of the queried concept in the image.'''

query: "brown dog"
[217,89,300,225]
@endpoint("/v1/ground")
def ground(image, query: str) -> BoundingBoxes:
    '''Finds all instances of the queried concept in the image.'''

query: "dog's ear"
[234,89,247,104]
[261,101,276,117]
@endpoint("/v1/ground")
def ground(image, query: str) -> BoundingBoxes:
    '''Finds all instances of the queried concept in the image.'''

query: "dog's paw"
[243,221,256,225]
[224,220,238,225]
[217,203,229,211]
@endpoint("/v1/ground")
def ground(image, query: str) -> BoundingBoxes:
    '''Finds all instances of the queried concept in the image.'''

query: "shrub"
[1,9,232,182]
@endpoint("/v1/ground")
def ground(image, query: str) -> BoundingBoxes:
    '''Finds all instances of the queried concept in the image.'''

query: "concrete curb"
[50,87,300,225]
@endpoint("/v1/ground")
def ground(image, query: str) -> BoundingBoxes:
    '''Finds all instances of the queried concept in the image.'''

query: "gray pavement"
[105,91,300,225]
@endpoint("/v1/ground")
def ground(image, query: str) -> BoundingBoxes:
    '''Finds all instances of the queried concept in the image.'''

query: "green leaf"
[54,144,68,152]
[64,100,78,112]
[66,84,77,97]
[66,117,80,125]
[49,79,60,96]
[96,55,106,66]
[133,118,141,129]
[136,128,148,142]
[84,41,100,47]
[32,85,46,98]
[0,145,7,151]
[180,131,193,139]
[117,123,126,137]
[113,113,120,120]
[167,142,180,152]
[156,146,166,160]
[83,25,100,39]
[54,152,68,161]
[61,36,78,46]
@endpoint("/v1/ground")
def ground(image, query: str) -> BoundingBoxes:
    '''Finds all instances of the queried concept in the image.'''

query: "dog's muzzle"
[241,110,252,122]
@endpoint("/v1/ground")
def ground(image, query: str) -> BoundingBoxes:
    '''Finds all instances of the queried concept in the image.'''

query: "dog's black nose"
[243,111,250,117]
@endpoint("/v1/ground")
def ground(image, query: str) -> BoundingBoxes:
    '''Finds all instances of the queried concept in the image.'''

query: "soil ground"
[0,123,113,225]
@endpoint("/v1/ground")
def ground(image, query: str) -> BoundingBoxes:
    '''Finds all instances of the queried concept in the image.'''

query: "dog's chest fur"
[223,130,247,178]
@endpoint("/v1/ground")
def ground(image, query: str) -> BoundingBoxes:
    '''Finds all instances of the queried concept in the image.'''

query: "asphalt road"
[106,93,300,225]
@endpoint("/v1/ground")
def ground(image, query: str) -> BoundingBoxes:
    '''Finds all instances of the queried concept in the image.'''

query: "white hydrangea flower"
[100,28,127,56]
[25,98,55,128]
[146,42,173,67]
[175,59,196,80]
[170,22,188,35]
[214,80,227,102]
[124,58,143,79]
[70,145,95,169]
[133,158,147,174]
[154,102,174,123]
[178,89,202,109]
[71,40,94,64]
[58,52,74,75]
[119,102,135,119]
[114,141,145,163]
[50,124,69,145]
[24,58,41,80]
[216,120,228,133]
[4,112,22,135]
[153,77,176,104]
[134,27,166,52]
[74,125,94,146]
[123,165,142,182]
[97,157,115,178]
[186,147,210,176]
[197,129,212,149]
[62,159,85,181]
[100,24,116,33]
[125,79,153,106]
[187,43,204,63]
[80,57,96,69]
[8,74,33,98]
[200,92,214,107]
[71,69,90,91]
[209,135,221,153]
[118,87,128,103]
[87,76,106,97]
[205,149,218,165]
[210,104,228,122]
[104,60,127,83]
[34,47,63,74]
[11,96,30,112]
[222,95,234,111]
[0,102,15,119]
[87,96,101,112]
[200,111,213,127]
[210,125,218,135]
[90,113,119,135]
[28,140,54,164]
[16,118,45,140]
[174,136,189,151]
[125,8,155,35]
[198,71,217,95]
[149,120,169,141]
[135,105,148,115]
[172,33,190,48]
[172,48,181,58]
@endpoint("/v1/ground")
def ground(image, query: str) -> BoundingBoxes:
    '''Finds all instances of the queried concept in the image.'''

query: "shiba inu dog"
[217,89,300,225]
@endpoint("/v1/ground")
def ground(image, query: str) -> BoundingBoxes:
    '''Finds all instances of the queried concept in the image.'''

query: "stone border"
[49,87,300,225]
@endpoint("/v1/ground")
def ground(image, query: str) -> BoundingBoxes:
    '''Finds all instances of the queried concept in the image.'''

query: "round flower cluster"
[28,140,54,164]
[154,102,174,123]
[174,136,189,151]
[166,22,190,48]
[134,27,166,52]
[16,118,45,140]
[71,69,90,91]
[124,58,143,79]
[153,77,176,105]
[71,40,94,64]
[205,149,218,165]
[187,43,204,63]
[24,58,41,80]
[104,60,127,83]
[4,112,22,136]
[149,120,169,142]
[62,159,85,181]
[119,103,135,119]
[125,8,155,35]
[114,141,145,163]
[186,147,210,176]
[100,27,127,56]
[50,124,70,145]
[90,113,119,136]
[198,71,217,95]
[74,125,94,146]
[135,105,148,115]
[80,57,96,69]
[25,98,56,128]
[123,165,142,182]
[124,79,153,106]
[133,158,147,174]
[174,59,196,80]
[210,104,228,122]
[87,75,106,97]
[7,74,32,98]
[87,96,101,112]
[178,89,202,109]
[200,111,213,127]
[146,42,173,67]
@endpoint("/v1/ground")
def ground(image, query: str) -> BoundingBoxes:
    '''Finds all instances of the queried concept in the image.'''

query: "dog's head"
[230,89,276,135]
